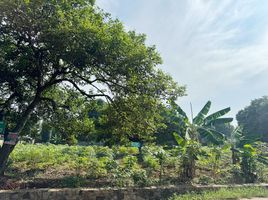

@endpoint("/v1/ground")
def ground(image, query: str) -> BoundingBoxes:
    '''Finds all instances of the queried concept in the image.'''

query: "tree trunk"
[181,157,196,183]
[231,146,239,164]
[0,143,16,175]
[0,96,40,175]
[231,149,236,164]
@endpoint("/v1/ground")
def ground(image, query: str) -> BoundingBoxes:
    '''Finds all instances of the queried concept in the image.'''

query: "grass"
[170,187,268,200]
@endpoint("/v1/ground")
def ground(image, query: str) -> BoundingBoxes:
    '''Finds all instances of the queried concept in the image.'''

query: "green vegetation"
[170,187,268,200]
[237,96,268,142]
[0,0,267,194]
[0,0,185,173]
[173,101,232,181]
[0,143,266,189]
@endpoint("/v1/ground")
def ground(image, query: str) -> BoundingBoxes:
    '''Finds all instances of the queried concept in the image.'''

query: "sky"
[96,0,268,122]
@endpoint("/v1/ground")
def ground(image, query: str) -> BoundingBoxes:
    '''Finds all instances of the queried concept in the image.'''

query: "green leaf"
[193,101,211,125]
[198,127,225,145]
[208,128,225,141]
[222,143,231,151]
[206,117,233,126]
[257,155,268,165]
[176,105,188,119]
[185,130,191,141]
[173,132,185,147]
[243,144,256,155]
[204,107,231,123]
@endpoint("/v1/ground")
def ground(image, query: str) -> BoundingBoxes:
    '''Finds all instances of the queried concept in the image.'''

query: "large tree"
[0,0,185,174]
[236,96,268,142]
[39,87,96,145]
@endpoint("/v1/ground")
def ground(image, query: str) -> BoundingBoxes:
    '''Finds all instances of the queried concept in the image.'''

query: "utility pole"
[190,102,194,123]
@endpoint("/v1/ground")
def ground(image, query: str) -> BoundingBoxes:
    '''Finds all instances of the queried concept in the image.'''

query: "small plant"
[87,158,107,178]
[132,169,151,187]
[230,133,268,183]
[113,146,139,159]
[154,149,168,184]
[240,144,258,183]
[95,146,114,159]
[106,156,139,187]
[74,157,90,175]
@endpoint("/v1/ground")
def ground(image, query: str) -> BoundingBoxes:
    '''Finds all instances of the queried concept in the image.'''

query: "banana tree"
[238,143,268,183]
[173,101,233,181]
[228,126,254,164]
[228,127,268,183]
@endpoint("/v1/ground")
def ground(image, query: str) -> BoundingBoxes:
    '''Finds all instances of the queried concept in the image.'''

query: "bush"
[113,146,139,158]
[132,169,152,187]
[8,143,268,188]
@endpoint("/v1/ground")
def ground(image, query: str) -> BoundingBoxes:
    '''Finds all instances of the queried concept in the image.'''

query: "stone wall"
[0,184,267,200]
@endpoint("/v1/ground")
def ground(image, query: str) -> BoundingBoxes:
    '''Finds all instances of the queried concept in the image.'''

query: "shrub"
[132,169,151,187]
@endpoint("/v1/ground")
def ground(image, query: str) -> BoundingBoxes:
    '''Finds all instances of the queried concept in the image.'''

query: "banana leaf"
[173,132,186,147]
[205,117,233,126]
[193,101,211,125]
[198,127,225,145]
[176,105,188,119]
[204,107,231,123]
[257,155,268,165]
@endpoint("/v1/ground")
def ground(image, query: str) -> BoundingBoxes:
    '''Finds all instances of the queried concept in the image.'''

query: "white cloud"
[96,0,268,119]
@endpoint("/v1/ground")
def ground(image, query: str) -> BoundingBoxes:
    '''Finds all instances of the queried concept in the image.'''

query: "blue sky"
[96,0,268,122]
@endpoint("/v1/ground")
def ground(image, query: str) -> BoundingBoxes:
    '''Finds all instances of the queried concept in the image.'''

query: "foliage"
[155,104,184,146]
[240,144,258,183]
[0,0,184,131]
[214,123,234,137]
[106,95,179,144]
[197,145,231,184]
[39,88,95,145]
[236,96,268,142]
[238,143,268,183]
[173,101,232,181]
[0,0,185,173]
[174,101,232,146]
[6,143,268,188]
[228,127,268,183]
[170,187,268,200]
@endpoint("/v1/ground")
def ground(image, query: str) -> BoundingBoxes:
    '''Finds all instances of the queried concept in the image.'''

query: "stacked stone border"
[0,184,267,200]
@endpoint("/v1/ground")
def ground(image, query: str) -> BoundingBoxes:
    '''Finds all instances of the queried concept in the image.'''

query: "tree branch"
[77,74,127,91]
[40,97,57,110]
[0,92,17,113]
[66,79,112,101]
[47,78,113,102]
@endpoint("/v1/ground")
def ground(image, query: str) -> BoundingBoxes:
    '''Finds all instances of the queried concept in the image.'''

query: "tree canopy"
[236,96,268,142]
[0,0,185,132]
[0,0,185,173]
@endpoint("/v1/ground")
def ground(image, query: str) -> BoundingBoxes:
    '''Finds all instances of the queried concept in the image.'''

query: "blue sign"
[131,142,142,148]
